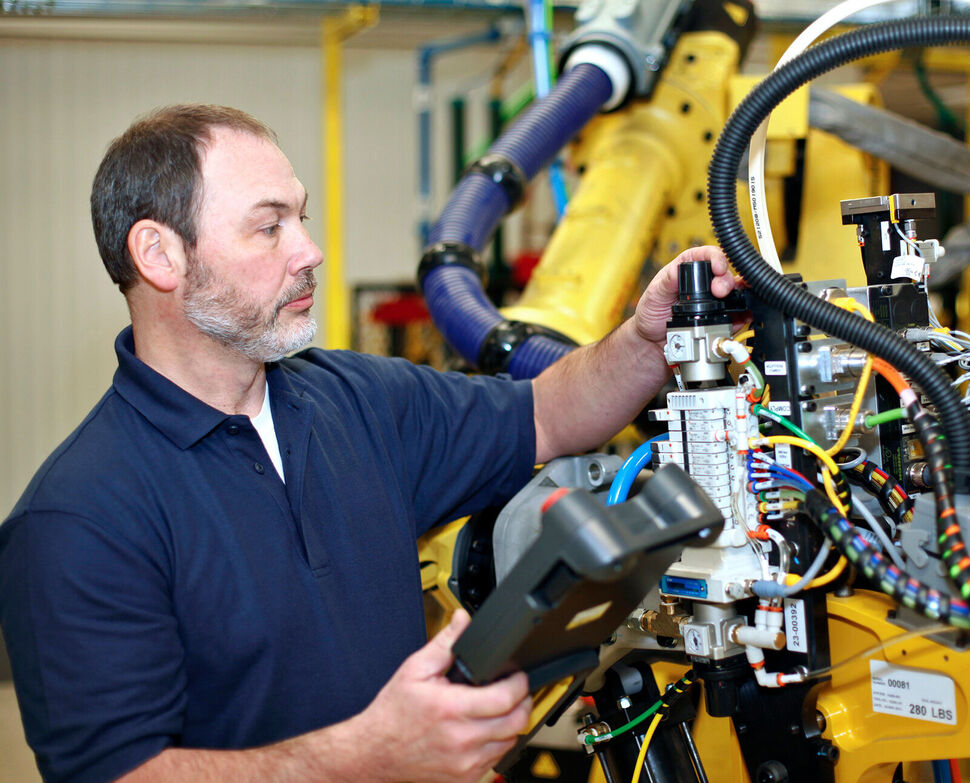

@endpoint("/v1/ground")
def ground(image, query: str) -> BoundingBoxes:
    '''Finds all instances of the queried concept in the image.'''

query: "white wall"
[0,16,512,518]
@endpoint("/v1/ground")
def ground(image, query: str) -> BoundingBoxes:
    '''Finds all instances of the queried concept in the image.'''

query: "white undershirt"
[249,383,285,482]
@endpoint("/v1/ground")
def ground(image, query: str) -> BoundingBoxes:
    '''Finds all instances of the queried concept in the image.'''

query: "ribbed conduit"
[707,16,970,470]
[422,62,613,377]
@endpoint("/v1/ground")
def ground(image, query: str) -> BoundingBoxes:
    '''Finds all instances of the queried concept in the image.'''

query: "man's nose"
[292,224,324,273]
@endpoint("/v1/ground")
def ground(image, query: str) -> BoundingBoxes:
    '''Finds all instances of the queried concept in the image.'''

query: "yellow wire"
[821,469,849,518]
[734,329,755,342]
[784,555,848,589]
[757,435,848,515]
[630,713,663,783]
[826,298,875,457]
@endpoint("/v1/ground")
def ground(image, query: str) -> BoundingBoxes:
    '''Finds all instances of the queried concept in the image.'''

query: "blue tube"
[429,172,510,249]
[422,266,504,364]
[607,434,670,505]
[932,760,953,783]
[422,62,613,377]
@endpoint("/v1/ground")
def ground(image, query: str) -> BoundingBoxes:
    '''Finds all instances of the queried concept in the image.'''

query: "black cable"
[707,16,970,473]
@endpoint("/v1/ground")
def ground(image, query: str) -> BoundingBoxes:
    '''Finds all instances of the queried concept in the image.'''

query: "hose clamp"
[477,320,576,375]
[417,241,486,288]
[465,154,527,213]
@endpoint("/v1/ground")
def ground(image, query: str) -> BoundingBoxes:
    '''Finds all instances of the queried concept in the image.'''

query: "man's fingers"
[457,672,530,718]
[406,609,472,679]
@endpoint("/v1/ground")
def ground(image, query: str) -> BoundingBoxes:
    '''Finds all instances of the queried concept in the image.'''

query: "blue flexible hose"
[422,62,613,378]
[607,434,670,505]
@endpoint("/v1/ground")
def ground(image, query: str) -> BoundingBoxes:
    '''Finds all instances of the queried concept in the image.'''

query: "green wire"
[914,54,965,135]
[864,408,905,428]
[752,404,817,445]
[585,674,693,745]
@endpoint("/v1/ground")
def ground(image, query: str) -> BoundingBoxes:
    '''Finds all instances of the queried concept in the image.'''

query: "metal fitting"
[640,599,689,638]
[664,323,733,383]
[577,721,611,753]
[560,0,684,101]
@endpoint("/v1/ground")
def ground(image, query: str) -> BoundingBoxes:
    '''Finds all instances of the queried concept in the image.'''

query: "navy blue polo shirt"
[0,327,535,783]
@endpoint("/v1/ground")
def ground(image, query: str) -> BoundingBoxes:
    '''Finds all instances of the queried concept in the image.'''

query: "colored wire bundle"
[747,451,814,494]
[804,489,970,628]
[847,461,913,526]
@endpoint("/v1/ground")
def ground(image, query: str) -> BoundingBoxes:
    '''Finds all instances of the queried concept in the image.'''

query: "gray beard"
[183,262,318,363]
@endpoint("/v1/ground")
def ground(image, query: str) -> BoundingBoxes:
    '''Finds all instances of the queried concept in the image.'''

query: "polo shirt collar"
[111,326,232,450]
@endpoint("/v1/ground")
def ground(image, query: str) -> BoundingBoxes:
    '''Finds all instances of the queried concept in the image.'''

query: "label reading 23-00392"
[870,660,956,725]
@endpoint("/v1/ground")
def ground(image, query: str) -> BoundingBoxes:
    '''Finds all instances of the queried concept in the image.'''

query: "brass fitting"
[640,599,690,638]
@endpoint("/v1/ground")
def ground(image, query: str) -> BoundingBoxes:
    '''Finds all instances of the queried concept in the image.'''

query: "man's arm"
[117,611,530,783]
[533,246,737,463]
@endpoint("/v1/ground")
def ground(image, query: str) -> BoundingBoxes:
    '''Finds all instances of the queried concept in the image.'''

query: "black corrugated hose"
[707,16,970,474]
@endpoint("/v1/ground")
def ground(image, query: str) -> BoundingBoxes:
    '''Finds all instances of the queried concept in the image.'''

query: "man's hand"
[633,245,738,345]
[358,609,532,783]
[533,245,742,462]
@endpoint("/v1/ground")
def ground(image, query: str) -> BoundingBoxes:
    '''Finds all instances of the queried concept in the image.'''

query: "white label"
[784,598,808,653]
[774,443,792,468]
[870,661,956,725]
[881,220,891,251]
[768,400,792,416]
[891,254,923,282]
[764,361,787,376]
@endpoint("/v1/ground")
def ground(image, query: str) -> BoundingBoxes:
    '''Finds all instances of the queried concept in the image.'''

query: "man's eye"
[262,224,280,237]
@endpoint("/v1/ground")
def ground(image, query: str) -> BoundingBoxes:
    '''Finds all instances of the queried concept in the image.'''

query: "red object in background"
[371,293,430,327]
[511,250,542,289]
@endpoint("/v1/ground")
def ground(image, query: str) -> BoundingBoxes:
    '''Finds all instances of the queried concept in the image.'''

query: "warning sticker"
[764,361,787,376]
[870,661,956,725]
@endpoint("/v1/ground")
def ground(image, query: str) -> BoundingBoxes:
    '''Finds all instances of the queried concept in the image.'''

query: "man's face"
[182,127,323,362]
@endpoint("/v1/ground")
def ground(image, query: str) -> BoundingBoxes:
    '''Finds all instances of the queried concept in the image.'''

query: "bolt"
[756,760,789,783]
[817,741,840,763]
[797,342,813,353]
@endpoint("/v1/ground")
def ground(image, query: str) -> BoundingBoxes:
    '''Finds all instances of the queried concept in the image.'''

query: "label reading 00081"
[870,660,956,725]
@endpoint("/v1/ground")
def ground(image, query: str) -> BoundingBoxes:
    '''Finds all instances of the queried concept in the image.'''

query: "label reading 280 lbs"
[870,661,956,725]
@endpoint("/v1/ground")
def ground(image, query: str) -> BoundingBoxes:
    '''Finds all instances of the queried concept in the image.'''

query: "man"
[0,105,736,783]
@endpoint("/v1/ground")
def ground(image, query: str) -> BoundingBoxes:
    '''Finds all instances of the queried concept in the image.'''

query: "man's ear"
[127,220,187,293]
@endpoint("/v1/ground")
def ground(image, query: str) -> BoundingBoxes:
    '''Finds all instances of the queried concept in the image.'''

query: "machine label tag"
[870,661,956,725]
[881,220,891,251]
[783,598,808,652]
[773,443,792,468]
[769,401,792,416]
[890,254,923,282]
[764,361,787,376]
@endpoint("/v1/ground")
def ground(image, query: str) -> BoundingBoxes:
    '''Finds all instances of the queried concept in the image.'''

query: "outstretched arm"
[532,246,738,463]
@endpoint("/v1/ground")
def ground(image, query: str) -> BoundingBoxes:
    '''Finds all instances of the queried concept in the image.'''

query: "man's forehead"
[199,127,305,211]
